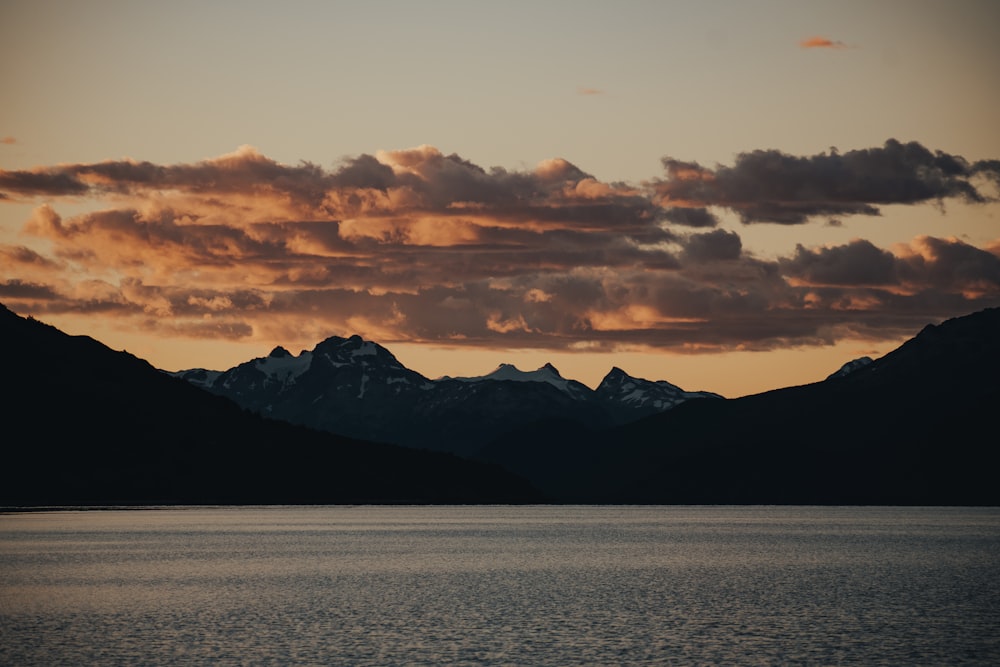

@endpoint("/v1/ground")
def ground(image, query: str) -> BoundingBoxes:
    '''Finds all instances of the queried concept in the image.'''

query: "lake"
[1,505,998,665]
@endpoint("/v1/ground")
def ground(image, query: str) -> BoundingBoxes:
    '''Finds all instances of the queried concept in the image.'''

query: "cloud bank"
[2,140,999,354]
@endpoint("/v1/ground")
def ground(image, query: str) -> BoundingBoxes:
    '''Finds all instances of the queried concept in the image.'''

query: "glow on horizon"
[2,0,999,399]
[31,310,918,399]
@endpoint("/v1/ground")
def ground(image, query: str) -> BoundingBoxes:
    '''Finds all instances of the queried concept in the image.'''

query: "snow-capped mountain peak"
[598,366,632,386]
[313,334,407,370]
[254,348,313,384]
[169,367,222,390]
[826,356,874,380]
[451,361,590,397]
[171,332,723,449]
[595,366,719,416]
[484,362,563,382]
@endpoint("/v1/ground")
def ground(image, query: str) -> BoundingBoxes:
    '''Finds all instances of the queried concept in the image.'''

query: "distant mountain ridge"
[172,337,720,456]
[478,307,1000,505]
[446,362,593,400]
[5,301,997,506]
[0,304,541,506]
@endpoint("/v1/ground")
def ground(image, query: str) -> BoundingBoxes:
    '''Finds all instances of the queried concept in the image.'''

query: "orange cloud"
[1,136,15,145]
[799,36,847,49]
[2,144,999,358]
[577,87,603,95]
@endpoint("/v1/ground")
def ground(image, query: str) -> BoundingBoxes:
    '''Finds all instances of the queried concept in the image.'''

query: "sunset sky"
[2,0,999,397]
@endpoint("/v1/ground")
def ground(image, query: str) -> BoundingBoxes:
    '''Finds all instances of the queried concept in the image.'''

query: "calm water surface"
[1,506,998,666]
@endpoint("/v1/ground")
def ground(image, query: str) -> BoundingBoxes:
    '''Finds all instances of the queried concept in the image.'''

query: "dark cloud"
[896,236,1000,291]
[682,229,742,263]
[661,207,718,228]
[0,169,90,197]
[0,244,61,268]
[972,159,1000,188]
[0,279,61,300]
[782,240,897,286]
[654,139,999,224]
[328,154,397,190]
[6,140,993,229]
[782,236,1000,294]
[3,143,1000,356]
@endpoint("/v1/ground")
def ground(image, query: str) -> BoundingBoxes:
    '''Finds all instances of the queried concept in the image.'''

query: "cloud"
[0,279,62,301]
[782,239,898,286]
[577,87,604,95]
[681,229,742,263]
[780,237,1000,316]
[3,143,999,356]
[653,139,999,224]
[1,136,15,145]
[799,36,847,49]
[0,170,91,198]
[0,243,60,269]
[895,236,1000,294]
[661,207,719,228]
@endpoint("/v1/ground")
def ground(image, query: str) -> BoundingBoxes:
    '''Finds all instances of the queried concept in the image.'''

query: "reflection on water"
[2,506,998,665]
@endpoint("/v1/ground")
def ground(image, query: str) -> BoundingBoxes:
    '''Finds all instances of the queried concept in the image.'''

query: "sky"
[2,0,999,398]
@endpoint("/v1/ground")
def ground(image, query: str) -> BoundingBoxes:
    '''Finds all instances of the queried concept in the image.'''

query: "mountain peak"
[483,363,565,383]
[594,366,719,419]
[315,333,382,358]
[596,367,635,391]
[314,333,365,347]
[601,366,632,384]
[450,361,580,395]
[268,346,291,358]
[540,362,563,377]
[826,356,874,380]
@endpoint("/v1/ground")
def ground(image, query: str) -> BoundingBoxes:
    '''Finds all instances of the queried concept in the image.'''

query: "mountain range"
[164,306,1000,505]
[479,307,1000,504]
[171,338,720,457]
[3,301,998,505]
[0,304,540,506]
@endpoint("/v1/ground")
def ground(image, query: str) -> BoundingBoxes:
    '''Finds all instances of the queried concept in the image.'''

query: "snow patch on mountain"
[826,356,874,380]
[595,366,721,413]
[255,349,313,385]
[168,368,221,389]
[171,331,725,448]
[351,341,378,357]
[450,362,580,395]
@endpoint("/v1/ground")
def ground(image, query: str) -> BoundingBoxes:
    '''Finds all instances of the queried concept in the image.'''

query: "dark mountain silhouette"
[826,356,874,379]
[478,307,1000,505]
[172,337,719,457]
[594,366,721,423]
[0,304,542,506]
[6,303,996,506]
